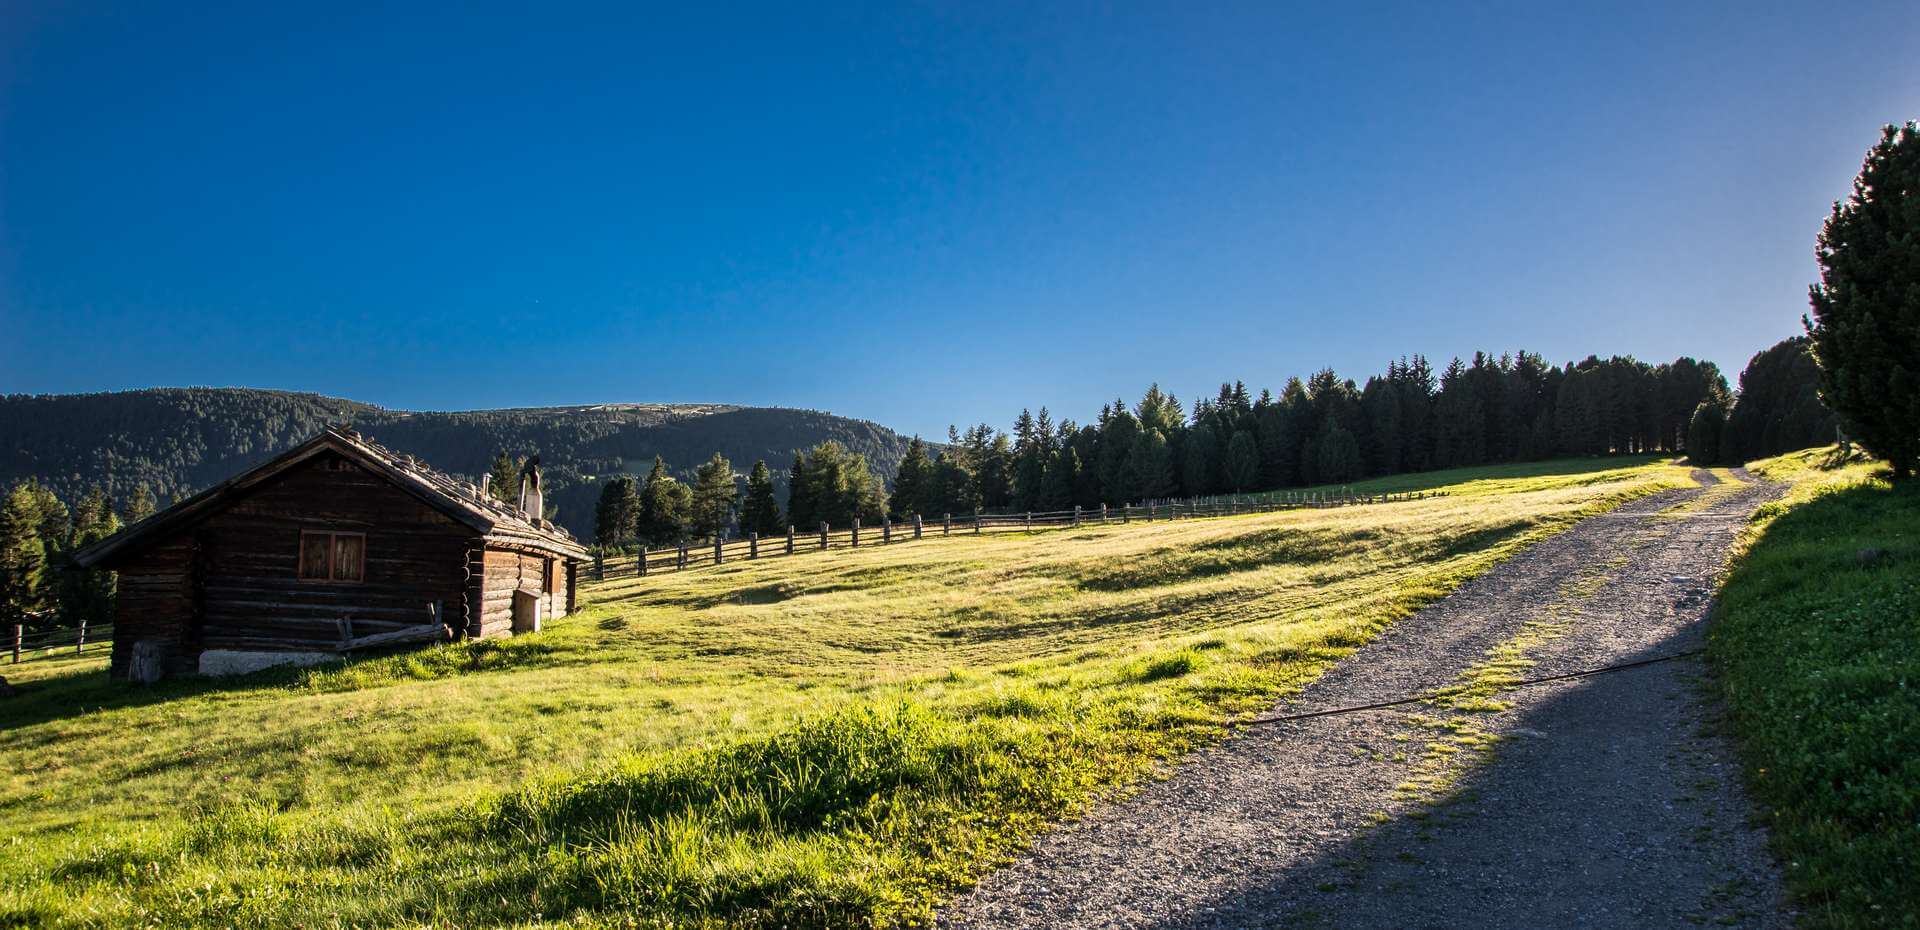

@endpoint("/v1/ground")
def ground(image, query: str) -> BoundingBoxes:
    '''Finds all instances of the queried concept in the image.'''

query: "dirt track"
[940,472,1789,929]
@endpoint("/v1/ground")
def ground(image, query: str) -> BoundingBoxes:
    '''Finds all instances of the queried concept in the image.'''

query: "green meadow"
[2,456,1696,928]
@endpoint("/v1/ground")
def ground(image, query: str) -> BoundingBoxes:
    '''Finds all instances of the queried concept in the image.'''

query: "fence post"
[1073,505,1081,528]
[974,508,982,534]
[639,547,648,577]
[1024,511,1032,533]
[749,532,759,559]
[882,516,892,544]
[1122,504,1130,524]
[11,624,19,664]
[594,549,605,581]
[678,544,688,569]
[913,514,923,539]
[943,513,952,536]
[77,617,86,655]
[787,525,796,555]
[820,522,829,549]
[852,518,861,548]
[1100,503,1108,524]
[714,537,724,565]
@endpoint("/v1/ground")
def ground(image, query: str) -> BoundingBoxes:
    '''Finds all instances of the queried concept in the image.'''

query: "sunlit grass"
[1710,447,1920,929]
[0,456,1699,928]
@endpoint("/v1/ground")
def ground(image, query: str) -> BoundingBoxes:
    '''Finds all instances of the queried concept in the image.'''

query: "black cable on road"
[1241,648,1707,726]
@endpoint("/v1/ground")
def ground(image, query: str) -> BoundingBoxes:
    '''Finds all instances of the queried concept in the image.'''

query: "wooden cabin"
[73,427,587,681]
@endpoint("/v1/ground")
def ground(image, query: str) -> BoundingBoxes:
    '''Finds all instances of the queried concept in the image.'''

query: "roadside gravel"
[939,472,1789,929]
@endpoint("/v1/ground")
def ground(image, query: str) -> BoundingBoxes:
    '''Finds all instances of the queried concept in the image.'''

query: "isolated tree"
[0,483,48,622]
[593,475,640,545]
[741,460,784,537]
[689,453,738,540]
[122,484,157,524]
[892,437,933,518]
[1806,122,1920,479]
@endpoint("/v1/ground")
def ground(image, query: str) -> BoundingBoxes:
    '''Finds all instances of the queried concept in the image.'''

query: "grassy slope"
[1710,449,1920,929]
[1,457,1693,928]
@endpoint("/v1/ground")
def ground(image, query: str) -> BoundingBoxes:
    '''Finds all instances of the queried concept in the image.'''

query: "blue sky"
[3,1,1915,437]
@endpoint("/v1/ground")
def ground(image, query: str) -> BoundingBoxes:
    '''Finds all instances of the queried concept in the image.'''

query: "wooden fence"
[591,489,1435,581]
[10,620,111,664]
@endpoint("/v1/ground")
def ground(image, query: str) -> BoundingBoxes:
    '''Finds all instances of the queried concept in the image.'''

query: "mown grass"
[1710,448,1920,929]
[0,457,1700,928]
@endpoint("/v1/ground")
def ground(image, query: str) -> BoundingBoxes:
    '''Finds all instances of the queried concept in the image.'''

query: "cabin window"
[545,557,558,594]
[298,531,366,582]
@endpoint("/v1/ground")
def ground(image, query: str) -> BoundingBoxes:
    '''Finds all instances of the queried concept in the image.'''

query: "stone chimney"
[518,456,543,520]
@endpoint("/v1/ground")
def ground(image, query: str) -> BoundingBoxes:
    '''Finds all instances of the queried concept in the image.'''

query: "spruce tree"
[689,453,737,540]
[892,437,933,518]
[786,452,814,528]
[486,452,525,505]
[741,460,784,537]
[636,456,692,545]
[1807,122,1920,479]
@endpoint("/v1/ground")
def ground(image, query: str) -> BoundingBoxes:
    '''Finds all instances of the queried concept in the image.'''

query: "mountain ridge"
[1,387,915,539]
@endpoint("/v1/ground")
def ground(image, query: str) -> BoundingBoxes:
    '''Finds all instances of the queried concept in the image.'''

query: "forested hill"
[0,388,914,537]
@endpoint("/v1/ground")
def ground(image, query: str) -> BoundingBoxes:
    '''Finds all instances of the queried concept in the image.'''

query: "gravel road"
[939,472,1790,929]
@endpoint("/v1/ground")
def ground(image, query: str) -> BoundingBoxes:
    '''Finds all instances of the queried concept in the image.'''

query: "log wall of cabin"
[108,537,199,679]
[192,454,478,653]
[477,547,571,637]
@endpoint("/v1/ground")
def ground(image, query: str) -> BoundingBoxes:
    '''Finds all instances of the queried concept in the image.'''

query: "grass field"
[1,455,1695,929]
[1710,448,1920,929]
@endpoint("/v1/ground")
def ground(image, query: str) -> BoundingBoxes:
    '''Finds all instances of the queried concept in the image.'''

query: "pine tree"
[689,453,737,540]
[593,475,640,545]
[1725,337,1837,462]
[1226,431,1260,491]
[930,453,978,516]
[123,484,157,524]
[1807,122,1920,479]
[741,460,784,537]
[0,483,48,625]
[892,437,933,518]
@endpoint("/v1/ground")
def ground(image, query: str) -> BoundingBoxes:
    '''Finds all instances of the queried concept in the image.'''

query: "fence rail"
[590,490,1435,582]
[10,620,112,664]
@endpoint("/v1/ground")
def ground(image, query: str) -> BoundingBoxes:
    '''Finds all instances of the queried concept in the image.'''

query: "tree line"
[1686,337,1837,467]
[592,346,1837,548]
[0,481,151,634]
[593,444,891,548]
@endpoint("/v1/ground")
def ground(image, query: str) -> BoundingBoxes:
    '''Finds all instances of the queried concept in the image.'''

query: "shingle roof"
[72,426,587,567]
